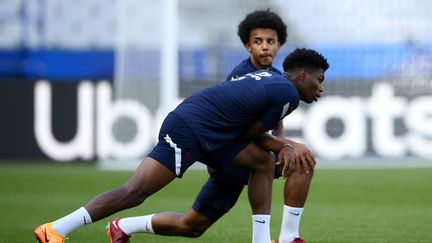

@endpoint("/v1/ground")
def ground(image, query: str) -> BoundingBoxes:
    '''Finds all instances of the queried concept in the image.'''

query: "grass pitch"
[0,162,431,242]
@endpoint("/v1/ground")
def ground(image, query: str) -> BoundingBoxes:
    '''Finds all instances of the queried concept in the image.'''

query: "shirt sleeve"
[259,83,299,130]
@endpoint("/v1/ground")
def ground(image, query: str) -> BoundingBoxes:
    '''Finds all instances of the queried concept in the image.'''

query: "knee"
[180,227,205,238]
[253,152,275,172]
[177,221,207,237]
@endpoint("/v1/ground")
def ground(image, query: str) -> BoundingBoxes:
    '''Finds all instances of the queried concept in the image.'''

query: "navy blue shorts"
[192,170,247,221]
[148,112,250,177]
[192,163,282,221]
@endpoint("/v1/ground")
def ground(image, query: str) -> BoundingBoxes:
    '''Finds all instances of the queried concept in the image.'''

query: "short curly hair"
[283,48,330,72]
[237,9,287,45]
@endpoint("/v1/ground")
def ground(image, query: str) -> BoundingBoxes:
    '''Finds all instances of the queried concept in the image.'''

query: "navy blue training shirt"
[173,70,299,152]
[226,58,282,81]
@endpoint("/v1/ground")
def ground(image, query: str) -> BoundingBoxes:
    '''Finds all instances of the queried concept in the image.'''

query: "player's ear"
[245,43,251,52]
[298,69,307,82]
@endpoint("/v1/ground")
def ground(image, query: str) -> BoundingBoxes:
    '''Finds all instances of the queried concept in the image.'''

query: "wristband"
[282,143,295,150]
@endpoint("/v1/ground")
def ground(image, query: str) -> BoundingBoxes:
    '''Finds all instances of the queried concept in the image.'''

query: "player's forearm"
[254,133,288,153]
[254,133,299,153]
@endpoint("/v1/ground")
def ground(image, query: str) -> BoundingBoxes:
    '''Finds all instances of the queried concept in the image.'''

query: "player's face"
[245,28,281,70]
[299,68,325,103]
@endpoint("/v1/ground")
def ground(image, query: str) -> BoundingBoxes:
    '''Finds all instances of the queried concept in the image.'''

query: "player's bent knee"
[177,222,207,237]
[180,228,205,238]
[233,145,275,171]
[254,151,275,171]
[176,213,212,237]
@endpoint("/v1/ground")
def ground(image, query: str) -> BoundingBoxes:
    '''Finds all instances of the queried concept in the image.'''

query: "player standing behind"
[227,10,314,243]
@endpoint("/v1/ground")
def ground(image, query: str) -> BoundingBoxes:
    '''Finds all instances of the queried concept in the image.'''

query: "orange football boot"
[34,223,66,243]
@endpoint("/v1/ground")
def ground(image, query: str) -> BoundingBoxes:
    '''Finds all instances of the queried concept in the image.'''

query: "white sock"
[52,207,93,237]
[252,214,271,243]
[118,214,155,235]
[278,205,303,242]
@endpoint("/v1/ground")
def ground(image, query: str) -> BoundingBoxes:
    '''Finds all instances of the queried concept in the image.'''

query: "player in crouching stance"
[34,48,328,243]
[105,10,324,243]
[104,48,328,243]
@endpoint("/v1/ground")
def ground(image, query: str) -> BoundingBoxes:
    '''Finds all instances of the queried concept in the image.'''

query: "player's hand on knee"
[292,142,316,174]
[276,144,296,177]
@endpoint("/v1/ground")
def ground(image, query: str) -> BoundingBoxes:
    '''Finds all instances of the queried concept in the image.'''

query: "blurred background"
[1,0,431,168]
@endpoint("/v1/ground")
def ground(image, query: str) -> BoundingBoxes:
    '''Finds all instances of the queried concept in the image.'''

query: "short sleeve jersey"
[226,58,282,81]
[173,71,299,152]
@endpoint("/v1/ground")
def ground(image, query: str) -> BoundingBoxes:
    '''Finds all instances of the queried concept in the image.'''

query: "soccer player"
[104,48,328,243]
[105,10,317,243]
[227,10,314,243]
[34,48,329,243]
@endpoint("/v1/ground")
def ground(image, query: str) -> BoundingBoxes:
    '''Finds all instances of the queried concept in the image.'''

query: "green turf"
[0,162,431,242]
